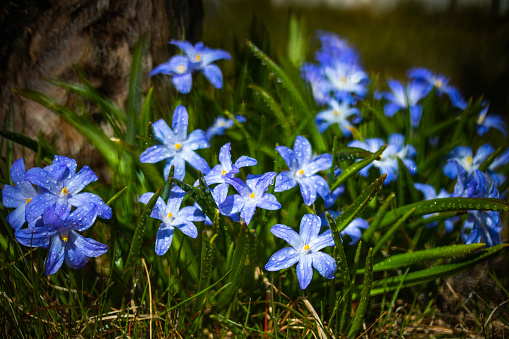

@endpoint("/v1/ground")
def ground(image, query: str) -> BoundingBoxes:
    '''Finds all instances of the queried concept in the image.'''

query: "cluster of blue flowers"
[2,157,111,275]
[3,35,507,291]
[151,41,231,94]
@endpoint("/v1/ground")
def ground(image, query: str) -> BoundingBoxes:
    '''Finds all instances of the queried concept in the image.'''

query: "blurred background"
[204,0,509,116]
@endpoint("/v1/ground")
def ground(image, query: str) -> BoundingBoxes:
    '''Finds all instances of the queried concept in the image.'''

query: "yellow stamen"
[178,65,184,73]
[333,110,339,116]
[175,143,182,150]
[62,235,68,242]
[61,187,68,195]
[298,169,304,175]
[249,192,255,198]
[167,212,173,219]
[221,170,227,176]
[435,79,443,88]
[340,77,346,83]
[196,53,201,62]
[303,244,310,250]
[25,198,32,205]
[466,156,472,164]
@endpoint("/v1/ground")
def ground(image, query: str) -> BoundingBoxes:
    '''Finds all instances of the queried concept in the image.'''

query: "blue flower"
[319,212,369,245]
[274,136,332,205]
[301,63,332,105]
[348,134,417,184]
[205,115,246,141]
[2,158,40,229]
[451,165,502,247]
[315,98,361,135]
[24,156,112,223]
[442,144,494,180]
[151,55,193,94]
[384,79,432,127]
[139,106,210,180]
[15,204,107,275]
[323,61,368,99]
[198,142,257,204]
[476,103,507,137]
[414,183,458,232]
[221,172,281,225]
[408,67,467,110]
[170,40,231,89]
[140,187,205,255]
[265,214,337,290]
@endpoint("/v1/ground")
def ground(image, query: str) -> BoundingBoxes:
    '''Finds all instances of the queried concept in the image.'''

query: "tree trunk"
[0,0,202,171]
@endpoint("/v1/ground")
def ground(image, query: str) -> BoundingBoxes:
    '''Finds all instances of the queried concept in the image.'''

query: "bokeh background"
[203,0,509,116]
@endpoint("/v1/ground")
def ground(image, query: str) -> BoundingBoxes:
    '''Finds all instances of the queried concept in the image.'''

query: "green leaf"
[16,89,119,168]
[334,174,387,234]
[140,87,154,141]
[335,146,374,162]
[348,248,373,338]
[361,243,485,273]
[169,177,218,222]
[331,145,387,191]
[362,193,395,243]
[193,231,213,310]
[478,147,502,172]
[366,244,508,296]
[123,188,161,277]
[0,129,57,160]
[373,207,416,255]
[249,84,292,140]
[380,197,509,228]
[418,139,461,173]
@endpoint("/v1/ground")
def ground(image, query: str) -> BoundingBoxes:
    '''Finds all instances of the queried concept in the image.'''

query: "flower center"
[175,143,182,150]
[302,244,311,254]
[25,198,32,204]
[303,244,310,250]
[178,65,185,73]
[221,170,227,176]
[340,76,346,83]
[196,53,201,62]
[61,187,69,196]
[466,156,472,164]
[167,212,173,219]
[61,231,69,242]
[249,192,255,199]
[297,169,304,176]
[435,79,443,88]
[333,110,339,116]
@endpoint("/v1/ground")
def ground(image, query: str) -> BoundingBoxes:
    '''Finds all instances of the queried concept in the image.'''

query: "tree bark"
[0,0,202,170]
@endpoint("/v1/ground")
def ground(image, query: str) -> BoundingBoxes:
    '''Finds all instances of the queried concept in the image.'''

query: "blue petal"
[175,220,198,239]
[219,143,232,168]
[171,72,192,94]
[202,64,223,88]
[294,136,312,165]
[15,227,52,247]
[155,223,174,255]
[2,185,27,208]
[299,214,321,244]
[384,102,401,117]
[200,48,231,65]
[223,177,251,198]
[212,183,229,205]
[302,154,332,176]
[265,247,301,271]
[181,149,210,174]
[152,119,174,144]
[25,193,58,223]
[165,156,185,181]
[409,105,423,128]
[177,206,205,222]
[309,229,335,251]
[169,40,196,57]
[219,194,243,215]
[270,224,303,248]
[139,145,173,164]
[185,129,209,150]
[6,206,26,230]
[274,171,297,193]
[70,193,112,220]
[311,252,337,279]
[65,166,98,194]
[240,202,257,225]
[414,183,437,200]
[298,178,318,206]
[257,194,281,211]
[276,146,299,171]
[64,236,90,269]
[252,172,277,197]
[234,156,257,168]
[45,235,65,275]
[172,106,189,141]
[296,254,313,289]
[25,167,61,194]
[71,231,108,257]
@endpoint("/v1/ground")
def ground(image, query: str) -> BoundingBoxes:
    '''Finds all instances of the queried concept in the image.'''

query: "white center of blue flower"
[301,244,311,254]
[60,187,69,197]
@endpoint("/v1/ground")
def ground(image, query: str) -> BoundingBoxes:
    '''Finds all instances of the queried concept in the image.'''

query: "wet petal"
[310,252,337,279]
[265,247,300,271]
[71,231,107,257]
[296,254,313,289]
[270,224,303,249]
[299,214,321,244]
[45,235,65,275]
